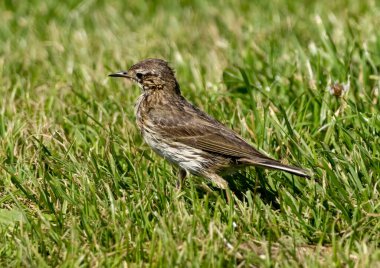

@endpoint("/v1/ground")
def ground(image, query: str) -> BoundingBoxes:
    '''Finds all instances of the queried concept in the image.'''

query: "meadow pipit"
[109,59,309,190]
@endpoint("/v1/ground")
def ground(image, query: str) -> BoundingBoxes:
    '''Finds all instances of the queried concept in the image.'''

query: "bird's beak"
[108,71,133,79]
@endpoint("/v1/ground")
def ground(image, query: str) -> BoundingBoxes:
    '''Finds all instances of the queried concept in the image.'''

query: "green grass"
[1,0,380,266]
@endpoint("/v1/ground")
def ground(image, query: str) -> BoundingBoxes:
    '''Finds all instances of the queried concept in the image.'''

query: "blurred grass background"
[1,0,380,266]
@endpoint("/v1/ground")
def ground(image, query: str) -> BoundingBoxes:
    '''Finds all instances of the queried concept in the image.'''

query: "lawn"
[0,0,379,267]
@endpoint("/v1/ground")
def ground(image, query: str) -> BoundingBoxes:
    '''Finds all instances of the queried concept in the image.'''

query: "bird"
[109,58,309,191]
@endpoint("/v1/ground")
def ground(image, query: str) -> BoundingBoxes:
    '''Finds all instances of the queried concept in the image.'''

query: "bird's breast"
[135,93,148,131]
[135,91,172,130]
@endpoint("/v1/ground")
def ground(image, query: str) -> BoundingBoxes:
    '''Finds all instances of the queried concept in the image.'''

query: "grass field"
[1,0,380,266]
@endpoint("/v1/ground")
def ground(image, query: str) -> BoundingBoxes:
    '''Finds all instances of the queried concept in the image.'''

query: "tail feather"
[240,158,310,178]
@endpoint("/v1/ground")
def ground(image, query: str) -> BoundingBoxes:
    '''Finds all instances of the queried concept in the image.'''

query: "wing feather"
[149,101,273,161]
[143,97,309,178]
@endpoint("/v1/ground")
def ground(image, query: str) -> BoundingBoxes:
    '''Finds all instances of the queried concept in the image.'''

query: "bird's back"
[136,91,309,178]
[138,91,272,161]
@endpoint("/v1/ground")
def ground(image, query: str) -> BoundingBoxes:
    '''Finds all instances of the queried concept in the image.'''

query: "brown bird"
[109,58,309,190]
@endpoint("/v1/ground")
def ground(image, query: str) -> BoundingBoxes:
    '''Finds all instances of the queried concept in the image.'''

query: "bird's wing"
[147,98,310,178]
[149,100,274,162]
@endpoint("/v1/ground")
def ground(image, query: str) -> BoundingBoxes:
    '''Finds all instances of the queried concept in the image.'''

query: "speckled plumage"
[109,58,309,189]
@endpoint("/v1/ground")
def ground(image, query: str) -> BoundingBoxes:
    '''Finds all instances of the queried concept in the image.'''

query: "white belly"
[142,130,206,174]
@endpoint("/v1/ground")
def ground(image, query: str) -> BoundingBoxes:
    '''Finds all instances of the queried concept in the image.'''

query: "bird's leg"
[176,168,187,189]
[225,188,232,205]
[204,172,232,204]
[205,173,228,189]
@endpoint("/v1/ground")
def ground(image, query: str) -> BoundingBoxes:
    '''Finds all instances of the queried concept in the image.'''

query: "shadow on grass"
[193,168,282,209]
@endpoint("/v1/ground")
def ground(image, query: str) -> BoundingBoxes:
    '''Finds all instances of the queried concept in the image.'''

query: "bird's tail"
[240,158,310,178]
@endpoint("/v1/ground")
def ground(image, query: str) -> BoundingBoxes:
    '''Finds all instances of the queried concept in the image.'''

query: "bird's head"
[109,58,180,94]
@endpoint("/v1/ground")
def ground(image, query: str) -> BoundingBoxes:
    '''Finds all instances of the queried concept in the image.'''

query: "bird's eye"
[136,73,143,79]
